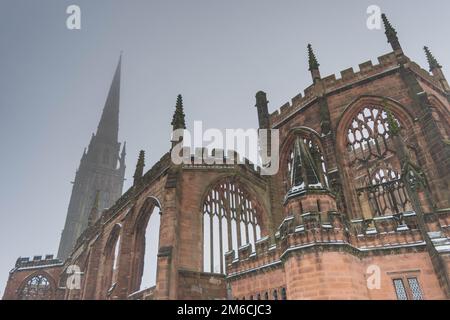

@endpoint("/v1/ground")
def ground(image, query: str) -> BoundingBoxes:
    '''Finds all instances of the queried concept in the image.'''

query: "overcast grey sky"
[0,0,449,294]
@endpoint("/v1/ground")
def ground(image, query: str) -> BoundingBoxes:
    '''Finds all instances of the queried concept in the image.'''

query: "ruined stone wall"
[2,256,63,300]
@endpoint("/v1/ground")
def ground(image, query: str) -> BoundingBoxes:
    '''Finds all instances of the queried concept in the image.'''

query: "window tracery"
[203,179,261,274]
[19,275,53,300]
[346,106,412,216]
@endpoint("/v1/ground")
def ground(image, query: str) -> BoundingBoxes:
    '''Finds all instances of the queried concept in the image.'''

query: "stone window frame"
[18,272,56,300]
[335,96,418,219]
[388,270,424,300]
[129,196,162,293]
[102,223,122,298]
[202,177,263,274]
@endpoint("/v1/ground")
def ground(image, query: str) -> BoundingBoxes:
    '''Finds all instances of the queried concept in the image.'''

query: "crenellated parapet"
[269,52,401,127]
[179,147,265,178]
[226,236,282,279]
[270,50,449,131]
[12,255,63,272]
[320,52,399,94]
[348,212,426,251]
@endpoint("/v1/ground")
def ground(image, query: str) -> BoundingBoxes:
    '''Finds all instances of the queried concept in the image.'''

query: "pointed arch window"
[102,224,121,297]
[19,275,53,300]
[130,197,161,293]
[346,106,413,217]
[286,136,328,196]
[111,235,121,284]
[203,179,262,274]
[139,208,160,290]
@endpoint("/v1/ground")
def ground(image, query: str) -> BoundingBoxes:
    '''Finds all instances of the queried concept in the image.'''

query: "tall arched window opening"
[203,179,262,274]
[346,106,413,217]
[102,224,121,297]
[130,197,161,293]
[140,207,160,290]
[111,235,121,285]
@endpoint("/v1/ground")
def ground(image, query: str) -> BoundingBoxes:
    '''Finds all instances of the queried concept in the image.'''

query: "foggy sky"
[1,0,449,294]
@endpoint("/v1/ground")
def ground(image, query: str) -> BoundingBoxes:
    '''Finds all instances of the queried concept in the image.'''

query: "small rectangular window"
[407,278,423,300]
[393,279,408,300]
[393,276,424,300]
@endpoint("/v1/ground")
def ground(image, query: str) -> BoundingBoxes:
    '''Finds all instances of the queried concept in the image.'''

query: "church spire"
[381,13,402,52]
[57,55,126,260]
[96,55,122,143]
[307,44,321,83]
